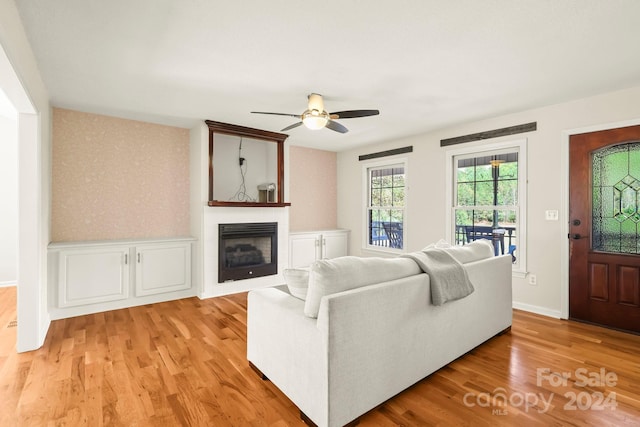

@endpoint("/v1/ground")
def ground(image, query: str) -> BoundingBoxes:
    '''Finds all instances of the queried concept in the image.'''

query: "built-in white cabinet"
[288,229,349,268]
[58,245,130,308]
[48,237,195,319]
[135,242,191,296]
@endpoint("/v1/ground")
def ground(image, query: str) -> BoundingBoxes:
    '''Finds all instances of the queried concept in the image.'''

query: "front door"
[569,125,640,333]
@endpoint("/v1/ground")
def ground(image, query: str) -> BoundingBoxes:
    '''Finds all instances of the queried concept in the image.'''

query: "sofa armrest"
[247,287,328,424]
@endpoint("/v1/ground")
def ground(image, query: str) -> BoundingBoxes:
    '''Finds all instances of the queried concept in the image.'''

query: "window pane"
[592,142,640,254]
[380,188,393,206]
[475,181,494,205]
[475,164,492,181]
[393,187,405,207]
[499,161,518,179]
[453,209,518,262]
[371,171,382,189]
[369,209,386,247]
[497,178,518,205]
[453,149,521,266]
[457,165,474,183]
[390,209,404,223]
[367,164,406,250]
[457,182,475,206]
[370,209,381,223]
[371,188,381,206]
[393,172,405,187]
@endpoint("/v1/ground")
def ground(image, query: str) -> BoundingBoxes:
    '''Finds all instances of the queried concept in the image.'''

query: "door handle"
[570,234,589,240]
[572,219,581,226]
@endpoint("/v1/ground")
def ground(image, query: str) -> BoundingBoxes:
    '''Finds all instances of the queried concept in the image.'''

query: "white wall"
[0,115,17,285]
[0,0,51,352]
[337,84,640,318]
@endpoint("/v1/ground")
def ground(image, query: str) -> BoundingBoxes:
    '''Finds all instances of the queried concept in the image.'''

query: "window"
[446,139,527,275]
[364,160,407,251]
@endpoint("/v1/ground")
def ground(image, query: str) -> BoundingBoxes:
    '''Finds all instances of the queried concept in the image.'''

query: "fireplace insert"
[218,222,277,282]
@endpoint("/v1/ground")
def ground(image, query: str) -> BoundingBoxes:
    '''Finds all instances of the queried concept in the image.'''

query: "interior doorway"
[0,90,18,289]
[0,40,45,352]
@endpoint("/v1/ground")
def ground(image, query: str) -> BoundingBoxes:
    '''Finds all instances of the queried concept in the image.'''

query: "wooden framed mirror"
[206,120,290,207]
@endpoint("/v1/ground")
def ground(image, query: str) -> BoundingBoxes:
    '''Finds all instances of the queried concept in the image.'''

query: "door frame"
[560,118,640,319]
[0,42,48,352]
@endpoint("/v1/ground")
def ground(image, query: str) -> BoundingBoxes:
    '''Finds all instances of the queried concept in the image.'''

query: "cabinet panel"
[289,234,320,268]
[289,230,349,268]
[322,232,349,260]
[135,243,191,296]
[59,247,129,307]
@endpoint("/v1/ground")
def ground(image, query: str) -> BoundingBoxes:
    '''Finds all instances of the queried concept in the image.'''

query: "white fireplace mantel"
[202,206,289,298]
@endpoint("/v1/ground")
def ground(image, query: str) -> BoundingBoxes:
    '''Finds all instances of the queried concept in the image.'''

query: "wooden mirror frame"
[205,120,290,207]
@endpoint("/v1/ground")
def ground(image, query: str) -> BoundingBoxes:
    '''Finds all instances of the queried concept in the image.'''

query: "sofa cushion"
[283,268,310,300]
[303,256,422,318]
[439,239,494,264]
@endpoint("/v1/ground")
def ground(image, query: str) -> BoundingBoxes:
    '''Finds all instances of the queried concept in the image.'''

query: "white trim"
[559,117,640,320]
[512,301,562,319]
[0,281,16,287]
[445,138,528,276]
[361,156,408,254]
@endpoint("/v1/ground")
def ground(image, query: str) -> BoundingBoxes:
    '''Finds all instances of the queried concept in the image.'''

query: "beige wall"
[289,145,337,231]
[338,84,640,318]
[51,108,190,242]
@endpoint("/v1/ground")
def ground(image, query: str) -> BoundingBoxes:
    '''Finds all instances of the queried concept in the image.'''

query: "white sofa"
[247,247,513,427]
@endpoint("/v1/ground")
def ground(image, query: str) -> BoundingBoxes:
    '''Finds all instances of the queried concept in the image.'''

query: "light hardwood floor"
[0,286,639,426]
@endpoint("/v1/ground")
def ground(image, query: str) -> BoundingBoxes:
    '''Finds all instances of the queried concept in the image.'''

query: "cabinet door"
[58,247,130,307]
[289,234,321,268]
[321,231,349,260]
[135,243,191,296]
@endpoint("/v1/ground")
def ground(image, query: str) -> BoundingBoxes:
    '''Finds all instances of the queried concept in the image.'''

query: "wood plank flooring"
[0,286,639,426]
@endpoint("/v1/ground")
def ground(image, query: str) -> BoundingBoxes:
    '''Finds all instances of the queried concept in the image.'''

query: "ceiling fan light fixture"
[251,93,379,134]
[302,109,329,130]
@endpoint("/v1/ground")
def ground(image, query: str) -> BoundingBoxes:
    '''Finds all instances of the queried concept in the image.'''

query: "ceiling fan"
[251,93,379,134]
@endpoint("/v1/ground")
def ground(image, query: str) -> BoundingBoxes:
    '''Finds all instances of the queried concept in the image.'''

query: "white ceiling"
[14,0,640,151]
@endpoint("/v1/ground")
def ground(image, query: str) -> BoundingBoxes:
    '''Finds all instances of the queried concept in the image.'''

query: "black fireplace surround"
[218,222,277,283]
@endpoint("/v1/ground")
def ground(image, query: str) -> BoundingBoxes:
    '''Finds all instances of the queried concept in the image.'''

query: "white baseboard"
[512,301,563,319]
[0,281,17,287]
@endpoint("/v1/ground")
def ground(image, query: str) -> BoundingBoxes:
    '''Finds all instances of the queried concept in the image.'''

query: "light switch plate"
[545,210,559,221]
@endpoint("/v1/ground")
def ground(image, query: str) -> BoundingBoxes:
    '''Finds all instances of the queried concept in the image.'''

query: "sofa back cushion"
[441,239,494,264]
[304,256,422,318]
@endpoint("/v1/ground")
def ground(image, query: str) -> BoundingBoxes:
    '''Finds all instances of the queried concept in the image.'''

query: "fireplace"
[218,222,278,283]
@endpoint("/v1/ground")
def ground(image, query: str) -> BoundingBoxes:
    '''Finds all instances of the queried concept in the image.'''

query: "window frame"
[445,138,528,277]
[362,157,409,254]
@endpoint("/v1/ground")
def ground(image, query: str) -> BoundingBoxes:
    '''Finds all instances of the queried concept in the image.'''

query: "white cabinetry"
[58,246,130,307]
[135,242,191,296]
[288,230,349,268]
[49,237,195,319]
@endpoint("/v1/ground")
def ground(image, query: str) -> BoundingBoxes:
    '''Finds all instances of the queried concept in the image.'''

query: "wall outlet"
[528,274,537,285]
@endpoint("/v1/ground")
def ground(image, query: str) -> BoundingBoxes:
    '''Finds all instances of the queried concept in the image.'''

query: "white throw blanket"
[402,249,475,305]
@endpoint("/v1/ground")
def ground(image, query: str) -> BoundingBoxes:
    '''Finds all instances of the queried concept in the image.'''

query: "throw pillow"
[283,268,310,300]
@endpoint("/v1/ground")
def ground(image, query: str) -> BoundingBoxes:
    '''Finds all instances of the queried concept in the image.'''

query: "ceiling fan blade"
[281,122,303,132]
[251,111,301,119]
[329,109,379,119]
[325,120,348,134]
